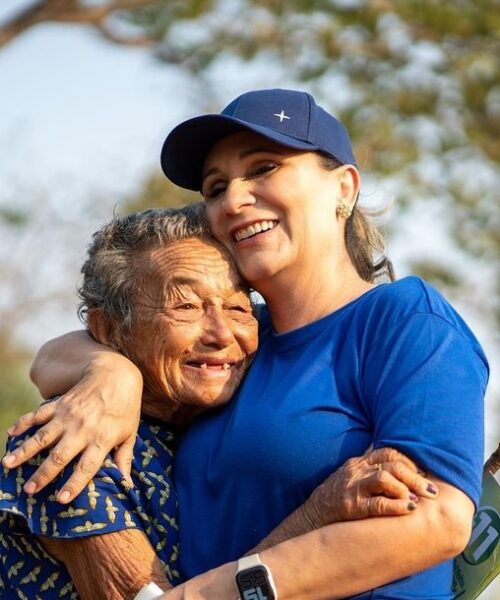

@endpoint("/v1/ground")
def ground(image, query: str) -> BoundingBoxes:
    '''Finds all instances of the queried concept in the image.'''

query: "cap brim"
[161,114,319,191]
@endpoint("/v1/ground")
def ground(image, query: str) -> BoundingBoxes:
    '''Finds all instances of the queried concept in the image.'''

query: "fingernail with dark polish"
[409,493,419,502]
[407,502,417,511]
[426,483,438,495]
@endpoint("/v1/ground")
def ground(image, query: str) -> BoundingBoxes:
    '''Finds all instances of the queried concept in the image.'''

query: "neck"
[140,391,203,429]
[257,258,374,333]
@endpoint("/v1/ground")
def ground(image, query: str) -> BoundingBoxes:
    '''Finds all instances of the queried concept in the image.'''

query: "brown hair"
[318,154,395,282]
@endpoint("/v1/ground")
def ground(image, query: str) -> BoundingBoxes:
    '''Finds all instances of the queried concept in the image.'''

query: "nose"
[201,307,235,348]
[222,178,256,215]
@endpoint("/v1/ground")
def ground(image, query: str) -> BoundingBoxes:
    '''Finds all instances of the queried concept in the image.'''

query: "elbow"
[439,509,473,560]
[424,489,475,562]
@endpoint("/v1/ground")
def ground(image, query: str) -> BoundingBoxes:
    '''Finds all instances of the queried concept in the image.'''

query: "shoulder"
[356,277,488,368]
[361,276,469,330]
[364,276,447,317]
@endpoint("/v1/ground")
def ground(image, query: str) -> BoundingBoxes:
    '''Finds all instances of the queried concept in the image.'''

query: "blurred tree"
[123,172,199,213]
[0,334,39,451]
[3,1,497,316]
[1,1,498,414]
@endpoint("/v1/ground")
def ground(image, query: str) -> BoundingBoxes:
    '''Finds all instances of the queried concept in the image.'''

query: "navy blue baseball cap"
[161,88,357,191]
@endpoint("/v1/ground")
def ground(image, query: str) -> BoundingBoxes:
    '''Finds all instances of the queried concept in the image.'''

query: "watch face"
[236,566,276,600]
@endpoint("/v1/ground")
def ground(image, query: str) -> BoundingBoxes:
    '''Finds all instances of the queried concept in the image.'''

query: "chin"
[238,261,283,288]
[189,387,237,409]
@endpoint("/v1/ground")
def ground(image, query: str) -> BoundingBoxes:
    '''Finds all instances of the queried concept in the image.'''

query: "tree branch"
[96,21,155,47]
[0,0,158,49]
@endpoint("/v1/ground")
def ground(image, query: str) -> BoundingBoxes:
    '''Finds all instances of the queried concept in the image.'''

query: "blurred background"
[0,1,498,597]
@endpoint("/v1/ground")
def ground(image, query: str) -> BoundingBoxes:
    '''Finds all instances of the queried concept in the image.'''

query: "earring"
[336,202,353,219]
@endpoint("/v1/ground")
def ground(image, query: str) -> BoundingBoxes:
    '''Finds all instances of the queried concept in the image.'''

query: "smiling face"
[201,131,356,294]
[117,238,258,425]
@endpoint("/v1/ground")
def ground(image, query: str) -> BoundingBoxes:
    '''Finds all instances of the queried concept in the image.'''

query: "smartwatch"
[235,553,278,600]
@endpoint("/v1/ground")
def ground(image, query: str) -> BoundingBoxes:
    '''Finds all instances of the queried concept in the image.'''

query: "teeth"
[235,220,276,242]
[200,363,207,369]
[196,362,232,370]
[223,363,230,370]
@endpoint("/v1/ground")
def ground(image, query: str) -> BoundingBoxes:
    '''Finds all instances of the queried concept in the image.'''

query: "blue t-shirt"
[0,417,180,599]
[175,277,488,598]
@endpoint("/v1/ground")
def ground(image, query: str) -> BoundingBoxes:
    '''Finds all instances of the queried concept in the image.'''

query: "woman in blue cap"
[7,89,488,598]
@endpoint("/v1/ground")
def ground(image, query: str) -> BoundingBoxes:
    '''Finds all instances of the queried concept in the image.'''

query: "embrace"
[1,89,488,600]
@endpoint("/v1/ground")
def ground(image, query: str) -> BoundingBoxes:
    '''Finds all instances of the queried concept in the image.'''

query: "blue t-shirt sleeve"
[362,312,487,507]
[0,428,144,539]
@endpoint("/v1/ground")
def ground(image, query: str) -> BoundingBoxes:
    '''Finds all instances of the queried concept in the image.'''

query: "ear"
[337,165,360,207]
[87,308,121,350]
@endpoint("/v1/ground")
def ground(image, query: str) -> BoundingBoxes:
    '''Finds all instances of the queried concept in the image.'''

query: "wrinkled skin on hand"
[2,355,143,502]
[303,446,438,528]
[248,446,439,555]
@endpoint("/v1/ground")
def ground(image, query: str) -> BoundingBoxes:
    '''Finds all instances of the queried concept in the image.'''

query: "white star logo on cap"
[274,110,290,122]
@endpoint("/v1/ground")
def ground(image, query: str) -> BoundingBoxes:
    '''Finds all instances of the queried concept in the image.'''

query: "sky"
[1,2,498,440]
[0,4,499,598]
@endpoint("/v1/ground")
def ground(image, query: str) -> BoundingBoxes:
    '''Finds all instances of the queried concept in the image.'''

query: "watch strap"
[238,554,266,571]
[134,582,164,600]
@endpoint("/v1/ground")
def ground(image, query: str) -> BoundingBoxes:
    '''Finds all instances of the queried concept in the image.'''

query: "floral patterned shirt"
[0,416,180,599]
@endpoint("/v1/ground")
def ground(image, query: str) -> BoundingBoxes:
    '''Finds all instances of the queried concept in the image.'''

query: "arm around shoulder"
[30,329,129,399]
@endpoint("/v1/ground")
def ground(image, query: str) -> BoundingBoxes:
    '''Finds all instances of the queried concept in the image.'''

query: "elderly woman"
[5,89,488,598]
[1,205,428,600]
[0,206,258,599]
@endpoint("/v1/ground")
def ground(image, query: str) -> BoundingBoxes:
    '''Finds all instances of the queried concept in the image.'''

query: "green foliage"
[0,341,39,453]
[410,260,461,288]
[125,0,499,324]
[122,172,200,213]
[0,207,29,227]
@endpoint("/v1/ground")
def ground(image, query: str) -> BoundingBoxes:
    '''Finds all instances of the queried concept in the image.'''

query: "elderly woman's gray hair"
[78,203,212,333]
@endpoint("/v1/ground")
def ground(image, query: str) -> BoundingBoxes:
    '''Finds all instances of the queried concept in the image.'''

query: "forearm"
[261,485,472,599]
[250,502,319,554]
[41,529,171,600]
[30,330,139,399]
[164,480,473,599]
[250,448,436,555]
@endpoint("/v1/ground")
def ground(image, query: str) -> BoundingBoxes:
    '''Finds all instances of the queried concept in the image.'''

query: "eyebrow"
[201,146,285,183]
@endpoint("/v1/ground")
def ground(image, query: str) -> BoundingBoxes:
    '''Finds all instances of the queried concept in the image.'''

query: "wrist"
[301,490,328,529]
[235,554,278,600]
[86,352,143,387]
[133,582,164,600]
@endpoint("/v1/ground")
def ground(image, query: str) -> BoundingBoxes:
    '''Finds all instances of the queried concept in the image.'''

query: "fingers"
[362,468,414,500]
[6,401,57,437]
[113,436,135,489]
[363,495,419,518]
[2,419,63,469]
[364,447,439,498]
[366,447,419,472]
[20,437,82,496]
[55,444,110,503]
[378,461,439,499]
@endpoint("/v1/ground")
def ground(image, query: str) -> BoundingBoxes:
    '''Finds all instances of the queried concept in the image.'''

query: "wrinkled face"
[120,238,258,421]
[201,131,349,289]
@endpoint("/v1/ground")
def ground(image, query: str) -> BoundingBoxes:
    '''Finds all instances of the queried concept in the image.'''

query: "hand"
[2,353,143,503]
[303,447,439,528]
